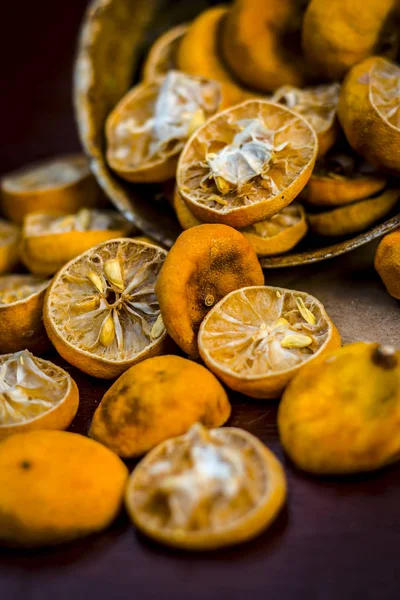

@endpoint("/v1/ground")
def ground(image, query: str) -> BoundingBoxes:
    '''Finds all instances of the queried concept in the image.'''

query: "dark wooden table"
[1,2,400,598]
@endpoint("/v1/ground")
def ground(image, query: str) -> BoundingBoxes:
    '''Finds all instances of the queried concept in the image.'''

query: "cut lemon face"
[176,7,250,109]
[177,100,317,228]
[155,224,264,358]
[302,153,387,207]
[20,208,132,276]
[221,0,306,93]
[198,286,341,399]
[0,350,79,440]
[125,423,287,550]
[142,23,188,81]
[106,70,221,183]
[0,275,50,354]
[308,189,399,237]
[272,84,340,157]
[338,56,400,173]
[0,219,20,275]
[44,239,168,379]
[0,154,98,223]
[302,0,399,80]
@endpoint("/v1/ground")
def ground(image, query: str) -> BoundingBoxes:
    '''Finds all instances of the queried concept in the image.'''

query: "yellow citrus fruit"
[0,219,20,274]
[375,228,400,299]
[272,84,340,157]
[198,285,341,399]
[308,188,399,237]
[0,350,79,440]
[106,70,221,183]
[177,6,250,109]
[0,275,50,354]
[125,423,287,550]
[155,224,264,358]
[338,56,400,173]
[0,154,98,224]
[302,153,387,207]
[278,342,400,475]
[20,208,132,276]
[221,0,306,92]
[302,0,400,80]
[0,430,128,547]
[142,23,188,81]
[44,238,168,379]
[177,100,317,228]
[89,355,231,458]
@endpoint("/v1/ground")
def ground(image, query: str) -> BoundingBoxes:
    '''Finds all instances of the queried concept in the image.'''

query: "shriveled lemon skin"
[0,430,128,547]
[89,355,231,458]
[375,229,400,299]
[302,0,399,80]
[303,173,387,207]
[155,224,264,358]
[278,342,400,475]
[338,57,400,173]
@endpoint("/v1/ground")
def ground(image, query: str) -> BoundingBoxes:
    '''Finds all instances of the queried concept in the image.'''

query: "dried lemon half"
[221,0,306,92]
[44,239,168,378]
[125,423,287,550]
[0,154,98,223]
[375,228,400,299]
[106,70,221,183]
[142,23,188,81]
[177,100,317,228]
[0,430,128,547]
[0,350,79,440]
[0,275,49,354]
[302,153,387,207]
[198,286,341,399]
[302,0,399,80]
[0,219,20,274]
[308,189,399,237]
[338,57,400,173]
[279,343,400,475]
[20,208,132,276]
[272,84,340,157]
[177,6,249,109]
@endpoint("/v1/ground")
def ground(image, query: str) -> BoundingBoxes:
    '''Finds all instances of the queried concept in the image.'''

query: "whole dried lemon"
[89,355,231,458]
[278,343,400,475]
[0,430,128,547]
[155,224,264,358]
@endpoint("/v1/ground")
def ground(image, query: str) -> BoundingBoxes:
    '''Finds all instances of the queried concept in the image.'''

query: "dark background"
[1,2,400,599]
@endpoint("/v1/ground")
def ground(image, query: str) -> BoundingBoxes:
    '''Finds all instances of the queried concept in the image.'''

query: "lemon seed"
[104,259,124,291]
[87,272,104,293]
[281,334,313,349]
[151,314,165,340]
[296,297,316,325]
[99,314,115,346]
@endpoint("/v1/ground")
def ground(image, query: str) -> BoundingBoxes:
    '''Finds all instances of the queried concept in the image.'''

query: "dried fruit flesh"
[0,154,98,223]
[125,423,286,550]
[177,100,317,228]
[302,0,400,80]
[155,224,264,358]
[177,6,250,109]
[302,153,387,207]
[308,189,399,237]
[221,0,306,93]
[106,70,221,183]
[0,430,128,547]
[375,228,400,299]
[142,23,188,81]
[44,238,167,378]
[272,84,340,157]
[0,350,79,439]
[338,56,400,172]
[0,275,50,355]
[0,219,20,275]
[89,355,231,458]
[279,343,400,474]
[20,208,132,276]
[199,286,341,399]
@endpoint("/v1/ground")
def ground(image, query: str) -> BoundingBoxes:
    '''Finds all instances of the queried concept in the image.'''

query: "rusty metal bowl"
[74,0,400,267]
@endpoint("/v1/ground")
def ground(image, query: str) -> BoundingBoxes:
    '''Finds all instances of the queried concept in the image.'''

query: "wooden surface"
[1,2,400,599]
